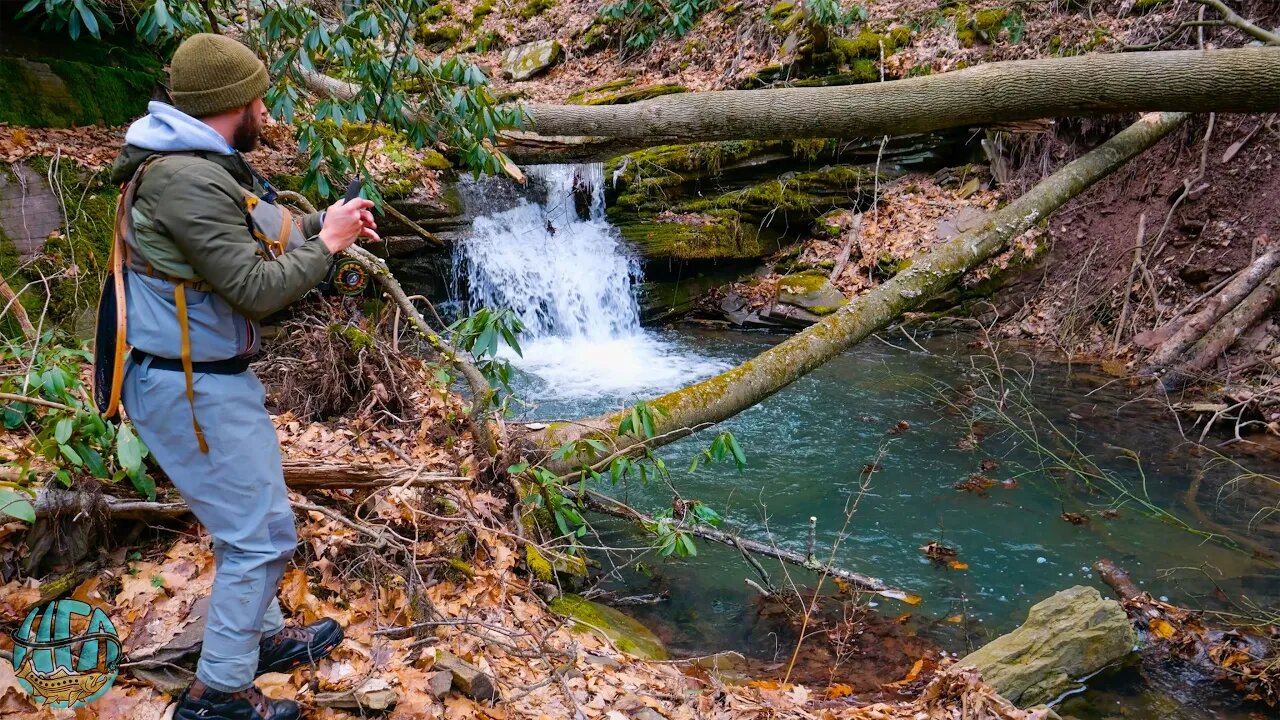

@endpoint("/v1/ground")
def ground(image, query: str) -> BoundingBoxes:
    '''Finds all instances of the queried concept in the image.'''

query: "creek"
[446,164,1280,717]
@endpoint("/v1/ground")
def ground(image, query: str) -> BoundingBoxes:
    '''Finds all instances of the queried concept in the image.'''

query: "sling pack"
[92,154,308,453]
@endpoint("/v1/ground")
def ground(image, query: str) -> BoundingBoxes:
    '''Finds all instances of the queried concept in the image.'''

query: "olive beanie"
[169,34,269,118]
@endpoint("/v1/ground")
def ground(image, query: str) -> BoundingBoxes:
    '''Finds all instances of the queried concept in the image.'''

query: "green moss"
[617,211,764,261]
[1,159,118,334]
[767,1,798,32]
[790,60,880,86]
[472,0,495,18]
[583,83,686,105]
[815,209,845,237]
[423,2,453,22]
[330,324,375,352]
[1134,0,1169,9]
[677,165,882,216]
[518,0,556,19]
[831,30,895,60]
[0,56,158,128]
[419,24,462,51]
[579,23,609,52]
[525,544,554,581]
[547,593,669,660]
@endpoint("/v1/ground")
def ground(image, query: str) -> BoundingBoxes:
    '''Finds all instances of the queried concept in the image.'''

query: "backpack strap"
[173,281,209,454]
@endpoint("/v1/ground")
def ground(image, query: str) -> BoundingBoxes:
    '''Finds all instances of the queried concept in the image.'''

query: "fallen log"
[32,463,469,518]
[1143,249,1280,372]
[1159,263,1280,390]
[519,50,1277,152]
[523,113,1190,463]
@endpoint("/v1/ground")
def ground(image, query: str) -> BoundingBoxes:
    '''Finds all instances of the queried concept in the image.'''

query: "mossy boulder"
[776,271,846,315]
[518,0,556,19]
[617,211,764,261]
[959,586,1135,707]
[0,56,159,128]
[548,593,668,660]
[500,39,563,81]
[419,24,463,52]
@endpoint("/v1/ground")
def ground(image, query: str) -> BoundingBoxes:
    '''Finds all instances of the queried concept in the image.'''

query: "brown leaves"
[954,474,996,493]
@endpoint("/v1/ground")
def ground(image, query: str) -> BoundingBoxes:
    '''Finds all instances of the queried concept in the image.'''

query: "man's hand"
[319,198,380,254]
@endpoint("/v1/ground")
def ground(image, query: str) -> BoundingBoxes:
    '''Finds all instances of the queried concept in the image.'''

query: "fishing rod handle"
[343,176,362,203]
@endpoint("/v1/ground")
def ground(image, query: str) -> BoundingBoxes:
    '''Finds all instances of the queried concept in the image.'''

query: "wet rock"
[776,271,847,315]
[548,593,669,660]
[959,585,1136,707]
[500,39,563,81]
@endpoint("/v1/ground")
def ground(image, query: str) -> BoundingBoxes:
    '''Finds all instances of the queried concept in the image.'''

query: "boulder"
[548,593,668,660]
[958,585,1136,707]
[776,272,847,315]
[500,39,563,82]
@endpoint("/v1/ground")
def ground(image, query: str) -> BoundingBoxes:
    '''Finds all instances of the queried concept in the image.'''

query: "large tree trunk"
[519,50,1277,153]
[302,50,1279,164]
[523,112,1190,463]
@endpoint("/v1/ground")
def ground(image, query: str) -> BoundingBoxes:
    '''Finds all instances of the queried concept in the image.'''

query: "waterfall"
[452,164,727,403]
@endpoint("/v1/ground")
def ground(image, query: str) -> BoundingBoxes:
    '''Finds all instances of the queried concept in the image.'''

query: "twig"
[1113,213,1146,354]
[732,535,778,596]
[381,203,445,248]
[0,276,36,340]
[0,391,75,412]
[1123,20,1224,51]
[1191,0,1280,45]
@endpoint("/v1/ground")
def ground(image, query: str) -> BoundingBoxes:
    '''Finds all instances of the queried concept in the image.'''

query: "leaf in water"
[946,614,964,624]
[1149,618,1176,639]
[948,560,969,571]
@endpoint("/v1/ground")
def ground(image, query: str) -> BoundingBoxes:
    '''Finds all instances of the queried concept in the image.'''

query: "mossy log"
[522,113,1189,463]
[516,50,1275,155]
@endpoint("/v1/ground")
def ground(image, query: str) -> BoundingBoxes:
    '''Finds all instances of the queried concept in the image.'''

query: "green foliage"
[688,430,746,472]
[1,334,156,523]
[21,0,525,200]
[449,307,524,394]
[598,0,716,54]
[17,0,115,40]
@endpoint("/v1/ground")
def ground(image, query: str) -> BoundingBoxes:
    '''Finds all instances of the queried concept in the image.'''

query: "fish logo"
[10,599,120,708]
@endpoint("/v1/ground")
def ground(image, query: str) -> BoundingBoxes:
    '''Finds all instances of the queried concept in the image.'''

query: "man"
[107,34,378,720]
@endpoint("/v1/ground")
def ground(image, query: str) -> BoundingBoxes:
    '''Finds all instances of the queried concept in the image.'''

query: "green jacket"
[109,145,332,320]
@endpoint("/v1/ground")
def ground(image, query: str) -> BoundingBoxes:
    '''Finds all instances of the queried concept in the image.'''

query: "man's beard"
[231,106,261,153]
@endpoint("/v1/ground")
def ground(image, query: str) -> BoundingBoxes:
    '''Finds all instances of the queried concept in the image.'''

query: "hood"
[110,102,238,183]
[125,102,233,155]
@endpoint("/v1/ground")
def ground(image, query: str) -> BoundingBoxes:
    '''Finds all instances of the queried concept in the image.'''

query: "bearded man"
[106,33,378,720]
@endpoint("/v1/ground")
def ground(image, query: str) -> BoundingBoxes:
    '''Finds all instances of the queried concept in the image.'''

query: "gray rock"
[959,585,1136,707]
[500,39,563,82]
[0,162,62,258]
[776,272,847,316]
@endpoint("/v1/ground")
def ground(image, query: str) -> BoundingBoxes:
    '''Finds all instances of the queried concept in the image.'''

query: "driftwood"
[1160,263,1280,390]
[1144,249,1280,372]
[433,649,498,701]
[573,485,912,602]
[1095,558,1279,706]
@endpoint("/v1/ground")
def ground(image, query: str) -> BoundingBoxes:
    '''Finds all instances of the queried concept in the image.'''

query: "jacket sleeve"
[152,163,334,321]
[301,211,326,239]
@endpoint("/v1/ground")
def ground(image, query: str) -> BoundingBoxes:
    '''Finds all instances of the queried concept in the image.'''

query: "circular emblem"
[10,599,120,708]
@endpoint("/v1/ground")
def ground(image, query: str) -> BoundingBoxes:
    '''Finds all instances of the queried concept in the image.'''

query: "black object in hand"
[343,176,362,203]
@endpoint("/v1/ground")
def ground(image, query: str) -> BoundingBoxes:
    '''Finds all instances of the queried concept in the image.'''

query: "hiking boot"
[256,618,344,676]
[174,679,299,720]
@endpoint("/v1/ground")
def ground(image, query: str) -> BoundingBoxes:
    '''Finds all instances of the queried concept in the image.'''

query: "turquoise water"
[507,327,1279,711]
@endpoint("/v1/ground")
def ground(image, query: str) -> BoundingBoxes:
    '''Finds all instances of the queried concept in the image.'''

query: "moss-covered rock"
[617,211,764,261]
[500,39,563,81]
[0,56,159,128]
[677,165,887,217]
[419,24,463,52]
[777,271,847,315]
[548,593,668,660]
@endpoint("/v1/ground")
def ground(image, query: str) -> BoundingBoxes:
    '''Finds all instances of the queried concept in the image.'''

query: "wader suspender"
[95,155,295,455]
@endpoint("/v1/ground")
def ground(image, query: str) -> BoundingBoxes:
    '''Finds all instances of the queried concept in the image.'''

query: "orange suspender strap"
[101,191,130,419]
[274,205,293,256]
[173,281,210,454]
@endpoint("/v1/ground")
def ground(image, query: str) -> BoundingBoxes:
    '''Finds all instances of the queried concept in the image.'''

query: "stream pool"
[507,326,1280,717]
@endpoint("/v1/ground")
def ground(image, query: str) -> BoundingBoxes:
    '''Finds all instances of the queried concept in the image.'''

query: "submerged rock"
[959,585,1136,707]
[500,39,563,81]
[548,593,669,660]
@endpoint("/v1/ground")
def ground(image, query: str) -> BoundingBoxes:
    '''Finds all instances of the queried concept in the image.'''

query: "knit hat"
[169,34,269,117]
